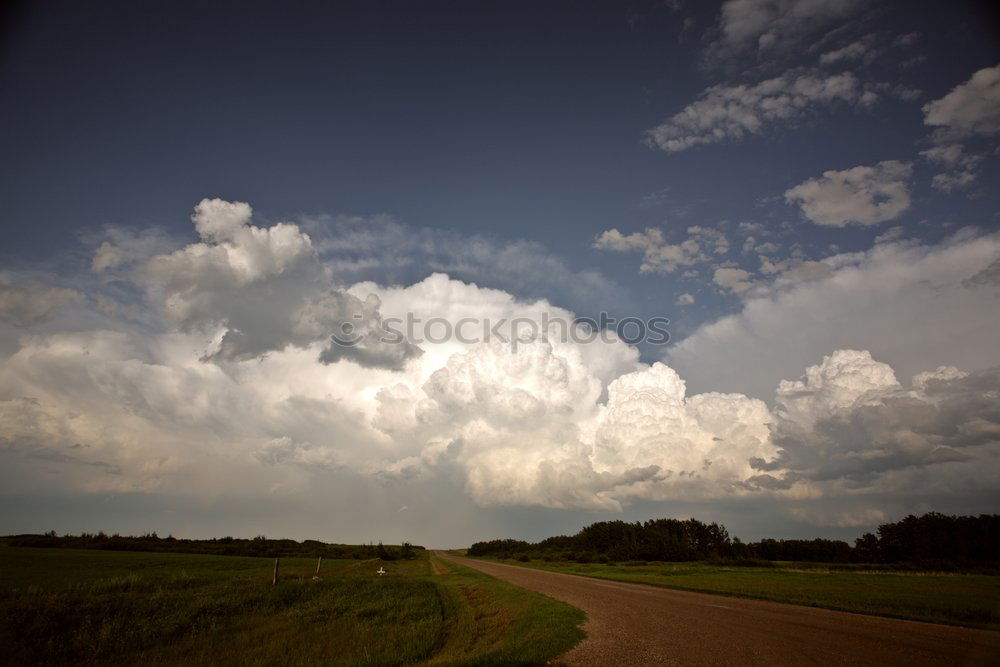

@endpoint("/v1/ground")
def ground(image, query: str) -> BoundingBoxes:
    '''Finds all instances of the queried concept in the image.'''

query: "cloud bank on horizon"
[2,197,999,535]
[1,0,999,542]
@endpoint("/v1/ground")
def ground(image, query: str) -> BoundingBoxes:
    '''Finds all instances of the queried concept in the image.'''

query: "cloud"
[963,256,1000,292]
[919,144,973,169]
[888,84,922,102]
[667,230,1000,400]
[705,0,865,63]
[376,336,1000,510]
[713,267,755,294]
[191,198,254,242]
[253,436,341,469]
[917,66,997,194]
[593,226,727,273]
[676,292,696,306]
[923,64,1000,140]
[310,213,625,316]
[0,284,82,327]
[784,160,912,227]
[6,295,996,516]
[590,363,776,503]
[758,257,833,284]
[0,398,124,478]
[352,271,642,391]
[873,226,904,244]
[819,35,875,66]
[712,257,832,297]
[930,171,978,193]
[817,33,926,75]
[86,226,180,275]
[384,338,619,510]
[0,327,387,498]
[647,71,869,152]
[752,351,1000,494]
[3,200,999,537]
[688,226,731,254]
[141,199,421,369]
[92,242,125,272]
[373,338,778,511]
[920,143,983,193]
[772,349,900,432]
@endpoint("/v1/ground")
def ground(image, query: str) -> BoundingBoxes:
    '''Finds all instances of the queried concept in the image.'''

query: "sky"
[1,0,999,547]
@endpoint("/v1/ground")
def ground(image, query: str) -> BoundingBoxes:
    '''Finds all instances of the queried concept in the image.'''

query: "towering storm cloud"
[1,1,998,543]
[139,199,421,369]
[2,199,999,536]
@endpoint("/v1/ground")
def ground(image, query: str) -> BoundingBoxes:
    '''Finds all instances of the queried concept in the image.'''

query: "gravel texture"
[439,552,999,666]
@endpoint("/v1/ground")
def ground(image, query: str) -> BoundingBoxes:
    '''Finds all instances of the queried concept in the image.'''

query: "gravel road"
[438,552,999,666]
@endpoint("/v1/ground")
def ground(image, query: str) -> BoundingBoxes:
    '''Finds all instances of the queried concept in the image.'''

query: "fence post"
[272,558,279,585]
[316,556,322,575]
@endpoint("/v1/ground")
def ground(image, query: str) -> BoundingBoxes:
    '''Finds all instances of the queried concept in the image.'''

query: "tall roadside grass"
[0,544,584,665]
[427,554,584,665]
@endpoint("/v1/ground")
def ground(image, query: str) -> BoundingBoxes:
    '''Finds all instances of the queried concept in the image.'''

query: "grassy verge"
[0,543,583,664]
[426,553,584,665]
[469,557,1000,630]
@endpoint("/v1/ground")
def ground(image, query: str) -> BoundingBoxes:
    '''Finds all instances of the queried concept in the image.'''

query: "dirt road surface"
[438,552,999,666]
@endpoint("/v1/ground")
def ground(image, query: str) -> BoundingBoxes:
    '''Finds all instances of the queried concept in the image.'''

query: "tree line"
[4,531,423,560]
[468,513,1000,567]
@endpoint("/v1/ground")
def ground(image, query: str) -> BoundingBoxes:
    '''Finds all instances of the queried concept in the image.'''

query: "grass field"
[470,557,1000,630]
[0,543,584,665]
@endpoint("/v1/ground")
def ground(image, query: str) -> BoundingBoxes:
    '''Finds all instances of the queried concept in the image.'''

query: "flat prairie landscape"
[0,543,583,665]
[4,539,1000,665]
[4,2,1000,665]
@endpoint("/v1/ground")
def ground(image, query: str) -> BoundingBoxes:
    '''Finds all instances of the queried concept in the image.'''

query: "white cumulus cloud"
[667,230,1000,400]
[3,199,999,534]
[141,198,420,368]
[713,267,755,294]
[784,160,912,227]
[752,352,1000,495]
[923,64,1000,140]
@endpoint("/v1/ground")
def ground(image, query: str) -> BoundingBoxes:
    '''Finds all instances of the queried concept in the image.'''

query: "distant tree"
[376,541,397,560]
[465,512,999,568]
[862,513,1000,565]
[4,532,424,559]
[854,532,879,562]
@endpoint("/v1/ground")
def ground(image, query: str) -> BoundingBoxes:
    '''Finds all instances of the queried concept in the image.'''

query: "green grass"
[426,554,584,665]
[472,557,1000,630]
[0,544,583,665]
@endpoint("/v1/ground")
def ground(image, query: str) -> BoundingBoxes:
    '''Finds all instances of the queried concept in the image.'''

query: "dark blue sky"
[1,1,999,543]
[4,2,997,325]
[2,2,700,251]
